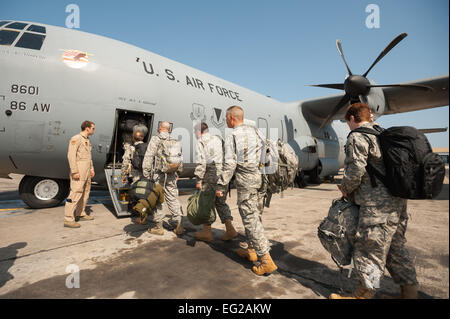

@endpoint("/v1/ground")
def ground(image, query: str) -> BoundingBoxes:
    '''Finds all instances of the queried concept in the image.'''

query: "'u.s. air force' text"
[137,58,243,102]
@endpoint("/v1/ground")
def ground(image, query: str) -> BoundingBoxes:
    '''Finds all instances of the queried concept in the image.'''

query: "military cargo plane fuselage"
[0,20,448,211]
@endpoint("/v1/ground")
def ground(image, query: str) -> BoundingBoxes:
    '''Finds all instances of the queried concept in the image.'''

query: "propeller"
[309,33,434,128]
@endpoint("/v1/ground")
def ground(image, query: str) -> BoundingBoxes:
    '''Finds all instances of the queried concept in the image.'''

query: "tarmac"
[0,168,448,299]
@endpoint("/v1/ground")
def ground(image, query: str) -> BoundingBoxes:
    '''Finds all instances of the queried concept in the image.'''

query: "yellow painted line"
[0,207,21,211]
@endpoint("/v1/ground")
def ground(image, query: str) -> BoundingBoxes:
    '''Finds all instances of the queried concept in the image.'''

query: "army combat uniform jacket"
[341,122,418,289]
[142,131,182,224]
[194,132,232,224]
[217,123,270,256]
[121,141,145,183]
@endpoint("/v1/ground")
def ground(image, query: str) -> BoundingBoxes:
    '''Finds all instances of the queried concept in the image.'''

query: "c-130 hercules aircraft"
[0,20,448,215]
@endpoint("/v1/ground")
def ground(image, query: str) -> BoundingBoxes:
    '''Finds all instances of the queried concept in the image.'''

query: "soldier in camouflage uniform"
[142,121,184,235]
[121,130,146,184]
[330,103,418,299]
[193,122,238,242]
[216,106,278,276]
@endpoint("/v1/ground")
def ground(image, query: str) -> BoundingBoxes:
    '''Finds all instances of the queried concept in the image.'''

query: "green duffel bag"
[133,183,165,222]
[187,189,216,225]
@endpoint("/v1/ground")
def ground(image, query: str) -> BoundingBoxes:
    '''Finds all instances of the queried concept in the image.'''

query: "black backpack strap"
[365,163,383,188]
[347,125,382,139]
[348,125,386,188]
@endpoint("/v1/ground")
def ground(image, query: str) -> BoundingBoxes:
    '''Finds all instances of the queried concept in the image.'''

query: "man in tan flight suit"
[64,121,96,228]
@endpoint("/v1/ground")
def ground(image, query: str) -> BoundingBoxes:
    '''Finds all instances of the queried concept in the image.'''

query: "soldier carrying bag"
[254,127,299,207]
[129,178,165,221]
[317,197,359,269]
[131,142,148,171]
[351,125,445,199]
[158,138,183,174]
[264,139,299,197]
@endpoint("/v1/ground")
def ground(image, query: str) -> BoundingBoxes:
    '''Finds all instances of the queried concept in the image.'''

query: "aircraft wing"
[418,127,448,134]
[300,74,449,125]
[300,93,347,124]
[383,74,449,115]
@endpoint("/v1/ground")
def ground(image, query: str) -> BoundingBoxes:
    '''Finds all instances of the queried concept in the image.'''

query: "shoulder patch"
[71,140,77,145]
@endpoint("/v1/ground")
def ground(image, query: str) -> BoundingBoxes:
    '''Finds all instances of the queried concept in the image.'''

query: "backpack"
[254,128,299,206]
[267,139,299,194]
[186,189,216,226]
[158,138,183,173]
[131,142,148,171]
[317,197,359,269]
[133,183,165,220]
[351,125,445,199]
[129,178,156,203]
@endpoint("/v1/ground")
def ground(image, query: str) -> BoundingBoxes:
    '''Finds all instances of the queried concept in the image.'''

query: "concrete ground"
[0,169,448,299]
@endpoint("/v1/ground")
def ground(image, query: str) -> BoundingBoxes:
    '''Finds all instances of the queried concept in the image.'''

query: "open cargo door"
[104,109,154,217]
[104,168,131,217]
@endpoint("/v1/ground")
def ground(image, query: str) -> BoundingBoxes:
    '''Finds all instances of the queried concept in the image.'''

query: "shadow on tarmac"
[0,242,27,289]
[434,184,449,200]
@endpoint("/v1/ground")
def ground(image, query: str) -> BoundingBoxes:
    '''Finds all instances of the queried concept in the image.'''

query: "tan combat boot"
[400,285,419,299]
[148,222,164,235]
[195,224,213,242]
[64,221,81,228]
[174,222,184,235]
[236,248,258,262]
[135,216,147,225]
[77,215,94,221]
[252,252,278,276]
[329,283,376,299]
[221,219,238,241]
[381,285,419,299]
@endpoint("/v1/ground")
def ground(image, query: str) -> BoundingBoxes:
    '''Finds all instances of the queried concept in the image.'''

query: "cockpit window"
[0,30,20,45]
[15,33,46,50]
[26,24,46,34]
[0,21,47,50]
[5,22,28,30]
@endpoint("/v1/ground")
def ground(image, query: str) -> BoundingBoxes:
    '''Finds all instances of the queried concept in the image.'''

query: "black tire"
[294,170,307,188]
[308,163,322,185]
[19,176,70,209]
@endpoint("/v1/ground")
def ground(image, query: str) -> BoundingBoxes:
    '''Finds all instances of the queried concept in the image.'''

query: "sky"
[1,0,448,147]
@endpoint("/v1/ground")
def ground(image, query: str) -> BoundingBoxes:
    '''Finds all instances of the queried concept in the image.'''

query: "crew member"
[194,122,238,242]
[64,120,96,228]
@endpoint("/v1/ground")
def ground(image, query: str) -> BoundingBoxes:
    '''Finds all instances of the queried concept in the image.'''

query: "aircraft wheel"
[324,175,335,183]
[308,163,322,184]
[294,170,307,188]
[19,176,69,209]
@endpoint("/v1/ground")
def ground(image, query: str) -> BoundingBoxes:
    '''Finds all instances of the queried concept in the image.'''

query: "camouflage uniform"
[341,122,418,290]
[194,132,233,224]
[217,123,270,256]
[142,131,182,224]
[121,141,145,183]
